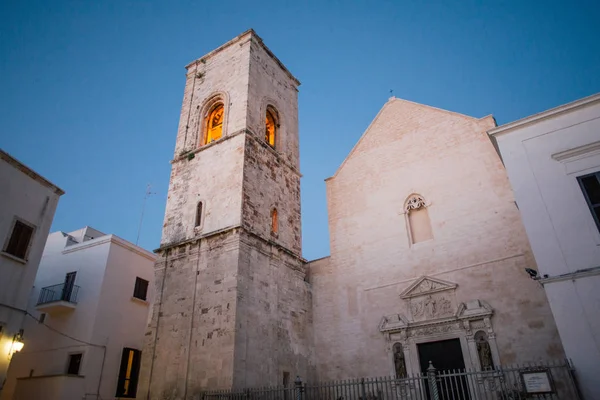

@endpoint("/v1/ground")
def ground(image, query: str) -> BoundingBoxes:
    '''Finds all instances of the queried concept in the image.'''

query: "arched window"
[405,194,433,244]
[203,103,224,145]
[271,208,278,235]
[392,343,407,378]
[265,108,277,148]
[195,201,203,227]
[475,331,494,370]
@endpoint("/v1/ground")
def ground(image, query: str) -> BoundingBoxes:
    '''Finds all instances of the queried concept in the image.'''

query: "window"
[271,208,278,235]
[39,313,46,324]
[115,348,142,398]
[4,219,34,260]
[195,201,203,227]
[405,194,433,244]
[578,171,600,233]
[202,103,224,145]
[265,108,277,148]
[67,353,83,375]
[133,277,149,301]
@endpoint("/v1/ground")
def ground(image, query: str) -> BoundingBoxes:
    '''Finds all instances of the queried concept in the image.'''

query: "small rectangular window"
[578,171,600,233]
[4,219,34,260]
[115,348,142,398]
[39,313,46,324]
[133,277,149,301]
[67,353,83,375]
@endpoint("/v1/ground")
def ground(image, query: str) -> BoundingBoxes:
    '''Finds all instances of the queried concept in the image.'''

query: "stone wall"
[309,98,564,380]
[233,231,313,388]
[138,230,240,399]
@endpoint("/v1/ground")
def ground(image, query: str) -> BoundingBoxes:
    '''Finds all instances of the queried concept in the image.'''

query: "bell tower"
[138,30,313,399]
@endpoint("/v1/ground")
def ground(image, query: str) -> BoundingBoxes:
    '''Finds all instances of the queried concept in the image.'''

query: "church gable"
[329,98,483,181]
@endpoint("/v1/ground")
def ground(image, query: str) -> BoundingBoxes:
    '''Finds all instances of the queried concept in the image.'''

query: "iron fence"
[37,283,80,305]
[202,359,580,400]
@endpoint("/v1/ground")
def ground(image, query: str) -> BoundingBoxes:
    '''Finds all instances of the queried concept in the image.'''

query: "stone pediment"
[400,276,457,299]
[379,314,409,333]
[456,299,493,319]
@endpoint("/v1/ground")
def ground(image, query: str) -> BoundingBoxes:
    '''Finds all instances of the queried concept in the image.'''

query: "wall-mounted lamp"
[9,329,24,357]
[525,268,539,280]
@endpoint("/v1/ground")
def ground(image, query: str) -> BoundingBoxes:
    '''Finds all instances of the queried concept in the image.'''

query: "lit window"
[578,171,600,233]
[203,104,224,145]
[271,208,278,235]
[115,348,142,398]
[265,109,276,148]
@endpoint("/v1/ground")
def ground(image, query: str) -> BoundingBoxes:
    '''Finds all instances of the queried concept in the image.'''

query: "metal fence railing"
[202,359,580,400]
[37,283,80,305]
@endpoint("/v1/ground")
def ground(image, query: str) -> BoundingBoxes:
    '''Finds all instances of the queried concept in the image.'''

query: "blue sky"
[1,0,599,260]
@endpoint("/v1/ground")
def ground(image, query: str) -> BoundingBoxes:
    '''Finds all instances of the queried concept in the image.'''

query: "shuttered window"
[4,219,34,260]
[133,277,149,301]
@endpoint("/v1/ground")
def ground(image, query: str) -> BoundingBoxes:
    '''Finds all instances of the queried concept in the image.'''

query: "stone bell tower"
[137,30,313,400]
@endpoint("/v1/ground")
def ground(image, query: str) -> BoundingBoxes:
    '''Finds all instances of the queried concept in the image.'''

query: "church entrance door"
[417,338,470,399]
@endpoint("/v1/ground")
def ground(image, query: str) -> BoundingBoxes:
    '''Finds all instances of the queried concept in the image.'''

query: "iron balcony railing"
[37,283,80,305]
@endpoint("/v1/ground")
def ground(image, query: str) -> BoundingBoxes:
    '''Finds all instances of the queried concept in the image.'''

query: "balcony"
[36,283,80,314]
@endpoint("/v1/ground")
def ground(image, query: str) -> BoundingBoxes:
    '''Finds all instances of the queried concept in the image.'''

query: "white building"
[0,226,156,400]
[0,150,64,394]
[489,93,600,400]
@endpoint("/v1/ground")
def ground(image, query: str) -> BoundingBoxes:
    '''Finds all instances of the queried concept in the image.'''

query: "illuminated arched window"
[271,208,278,235]
[265,108,277,148]
[203,103,224,145]
[405,194,433,244]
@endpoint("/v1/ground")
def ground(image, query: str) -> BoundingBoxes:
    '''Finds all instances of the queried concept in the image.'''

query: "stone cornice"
[154,225,306,265]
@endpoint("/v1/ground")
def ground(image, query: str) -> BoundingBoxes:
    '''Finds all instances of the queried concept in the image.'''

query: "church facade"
[137,30,564,399]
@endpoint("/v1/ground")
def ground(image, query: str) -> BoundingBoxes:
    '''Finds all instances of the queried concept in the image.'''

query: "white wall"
[491,95,600,400]
[0,228,155,400]
[91,237,155,399]
[0,151,62,393]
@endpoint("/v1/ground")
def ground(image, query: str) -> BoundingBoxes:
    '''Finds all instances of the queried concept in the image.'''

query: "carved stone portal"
[380,276,499,375]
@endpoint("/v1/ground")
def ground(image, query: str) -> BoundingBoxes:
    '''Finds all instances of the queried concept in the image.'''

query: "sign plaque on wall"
[520,369,553,394]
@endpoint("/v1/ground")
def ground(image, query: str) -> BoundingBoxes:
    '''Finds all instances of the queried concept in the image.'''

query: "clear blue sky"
[2,0,599,260]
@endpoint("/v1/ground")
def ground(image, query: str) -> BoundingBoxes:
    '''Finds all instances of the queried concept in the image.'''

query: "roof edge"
[326,97,488,182]
[489,92,600,137]
[1,149,65,195]
[185,29,300,86]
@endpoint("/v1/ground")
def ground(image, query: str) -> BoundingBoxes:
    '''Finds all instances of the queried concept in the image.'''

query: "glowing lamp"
[12,340,24,353]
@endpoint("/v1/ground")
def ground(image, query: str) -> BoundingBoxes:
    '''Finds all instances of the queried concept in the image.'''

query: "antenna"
[390,89,394,98]
[136,184,156,246]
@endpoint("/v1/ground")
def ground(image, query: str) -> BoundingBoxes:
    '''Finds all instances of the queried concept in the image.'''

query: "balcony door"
[62,272,77,301]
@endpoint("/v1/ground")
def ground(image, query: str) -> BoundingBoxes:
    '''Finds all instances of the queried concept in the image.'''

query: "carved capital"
[405,195,426,212]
